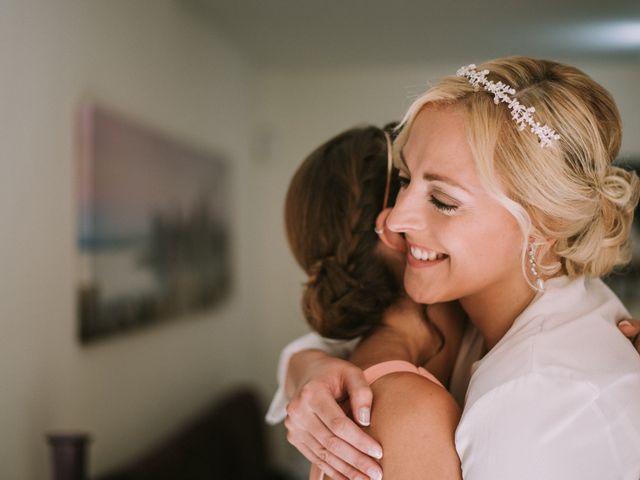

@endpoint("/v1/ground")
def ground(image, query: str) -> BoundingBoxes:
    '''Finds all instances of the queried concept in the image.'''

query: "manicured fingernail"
[358,407,370,426]
[368,447,383,459]
[367,467,382,480]
[619,320,632,328]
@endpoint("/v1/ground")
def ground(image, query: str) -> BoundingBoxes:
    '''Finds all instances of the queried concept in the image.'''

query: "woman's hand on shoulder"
[285,350,384,480]
[618,318,640,352]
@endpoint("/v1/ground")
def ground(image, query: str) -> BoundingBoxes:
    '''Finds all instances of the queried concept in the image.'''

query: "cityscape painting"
[77,104,231,343]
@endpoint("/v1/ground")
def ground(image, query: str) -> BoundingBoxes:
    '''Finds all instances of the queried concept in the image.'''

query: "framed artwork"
[605,159,640,318]
[76,104,231,343]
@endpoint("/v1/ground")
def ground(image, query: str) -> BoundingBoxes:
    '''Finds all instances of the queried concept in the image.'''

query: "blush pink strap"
[363,360,444,389]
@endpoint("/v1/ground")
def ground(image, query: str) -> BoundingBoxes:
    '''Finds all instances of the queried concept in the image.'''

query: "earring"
[528,243,545,291]
[374,226,384,235]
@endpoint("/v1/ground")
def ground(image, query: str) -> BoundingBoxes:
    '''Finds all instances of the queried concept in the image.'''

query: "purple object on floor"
[46,433,91,480]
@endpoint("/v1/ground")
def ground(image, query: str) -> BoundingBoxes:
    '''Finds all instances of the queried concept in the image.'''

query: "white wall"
[0,1,261,479]
[254,58,640,467]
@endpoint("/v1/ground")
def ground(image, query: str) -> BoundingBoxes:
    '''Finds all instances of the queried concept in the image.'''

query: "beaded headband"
[456,64,561,148]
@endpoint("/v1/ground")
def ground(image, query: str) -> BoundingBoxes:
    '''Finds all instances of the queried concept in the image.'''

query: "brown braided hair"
[284,126,402,339]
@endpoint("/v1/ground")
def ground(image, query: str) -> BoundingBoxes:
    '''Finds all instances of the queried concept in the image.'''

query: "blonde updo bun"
[556,166,640,277]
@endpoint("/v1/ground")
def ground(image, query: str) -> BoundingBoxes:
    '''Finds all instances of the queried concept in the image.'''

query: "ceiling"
[184,0,640,68]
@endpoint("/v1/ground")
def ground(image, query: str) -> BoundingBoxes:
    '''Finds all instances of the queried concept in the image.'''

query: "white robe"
[266,276,640,479]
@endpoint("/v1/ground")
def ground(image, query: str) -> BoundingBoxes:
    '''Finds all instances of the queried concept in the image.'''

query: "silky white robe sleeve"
[455,372,640,480]
[265,332,360,425]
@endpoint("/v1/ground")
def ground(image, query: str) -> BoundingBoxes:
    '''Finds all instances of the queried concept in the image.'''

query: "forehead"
[401,105,481,188]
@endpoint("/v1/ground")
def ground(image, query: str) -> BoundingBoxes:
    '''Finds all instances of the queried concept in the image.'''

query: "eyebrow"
[399,148,470,193]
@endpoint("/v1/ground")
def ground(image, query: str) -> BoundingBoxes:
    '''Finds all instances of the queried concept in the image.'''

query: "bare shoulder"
[369,372,461,433]
[366,372,462,479]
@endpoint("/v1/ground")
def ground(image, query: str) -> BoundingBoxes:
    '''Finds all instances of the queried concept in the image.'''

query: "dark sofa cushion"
[99,387,291,480]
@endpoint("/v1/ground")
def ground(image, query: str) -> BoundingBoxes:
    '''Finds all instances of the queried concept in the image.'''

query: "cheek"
[404,203,522,304]
[454,212,523,275]
[402,210,524,303]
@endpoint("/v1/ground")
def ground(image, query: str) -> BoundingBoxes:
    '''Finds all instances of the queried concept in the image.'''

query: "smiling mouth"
[408,245,448,262]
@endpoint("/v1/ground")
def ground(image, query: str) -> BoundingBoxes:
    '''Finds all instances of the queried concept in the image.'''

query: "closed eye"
[430,196,458,215]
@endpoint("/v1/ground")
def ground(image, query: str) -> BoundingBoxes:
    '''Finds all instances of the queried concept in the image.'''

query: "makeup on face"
[388,105,526,307]
[397,169,471,220]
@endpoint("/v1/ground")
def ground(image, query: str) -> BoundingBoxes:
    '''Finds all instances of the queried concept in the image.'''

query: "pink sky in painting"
[78,105,228,243]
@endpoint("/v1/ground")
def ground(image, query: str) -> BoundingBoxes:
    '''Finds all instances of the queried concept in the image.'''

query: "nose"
[386,187,428,233]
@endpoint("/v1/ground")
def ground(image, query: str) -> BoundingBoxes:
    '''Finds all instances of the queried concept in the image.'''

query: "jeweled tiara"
[456,64,561,148]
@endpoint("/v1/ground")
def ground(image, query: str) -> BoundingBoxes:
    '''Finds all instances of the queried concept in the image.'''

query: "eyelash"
[429,196,458,214]
[397,175,459,215]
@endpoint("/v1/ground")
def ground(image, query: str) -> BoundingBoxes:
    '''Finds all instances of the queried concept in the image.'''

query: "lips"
[406,243,448,268]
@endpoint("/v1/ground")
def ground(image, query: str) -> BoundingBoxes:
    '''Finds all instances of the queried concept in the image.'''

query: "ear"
[376,208,406,253]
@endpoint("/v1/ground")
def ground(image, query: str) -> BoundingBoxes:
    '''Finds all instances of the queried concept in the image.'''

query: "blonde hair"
[394,56,640,285]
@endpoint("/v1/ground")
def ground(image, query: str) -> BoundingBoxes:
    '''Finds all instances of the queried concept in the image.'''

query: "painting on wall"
[76,104,231,343]
[605,159,640,318]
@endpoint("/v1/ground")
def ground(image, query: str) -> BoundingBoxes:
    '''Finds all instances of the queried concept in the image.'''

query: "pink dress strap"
[363,359,444,389]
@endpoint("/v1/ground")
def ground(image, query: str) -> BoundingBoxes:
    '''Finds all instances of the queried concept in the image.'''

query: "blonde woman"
[269,57,640,480]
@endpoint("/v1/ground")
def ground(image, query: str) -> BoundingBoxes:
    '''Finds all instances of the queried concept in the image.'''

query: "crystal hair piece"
[456,64,561,148]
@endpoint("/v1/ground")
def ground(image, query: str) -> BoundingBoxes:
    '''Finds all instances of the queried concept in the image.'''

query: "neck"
[459,276,536,353]
[350,296,438,369]
[385,296,438,365]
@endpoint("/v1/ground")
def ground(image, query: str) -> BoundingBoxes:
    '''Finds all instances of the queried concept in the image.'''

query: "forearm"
[285,349,332,400]
[265,332,359,424]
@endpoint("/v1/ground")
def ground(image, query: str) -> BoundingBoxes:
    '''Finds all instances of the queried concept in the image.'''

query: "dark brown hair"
[284,126,401,339]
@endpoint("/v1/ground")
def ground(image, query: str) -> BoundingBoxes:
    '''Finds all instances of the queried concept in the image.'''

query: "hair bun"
[306,256,359,298]
[600,167,637,208]
[302,256,361,339]
[567,166,640,276]
[302,254,397,339]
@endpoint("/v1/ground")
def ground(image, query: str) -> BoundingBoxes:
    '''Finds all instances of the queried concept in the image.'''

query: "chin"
[404,272,466,305]
[404,275,442,305]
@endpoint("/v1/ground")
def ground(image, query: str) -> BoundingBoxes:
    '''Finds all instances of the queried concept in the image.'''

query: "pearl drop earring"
[528,243,545,291]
